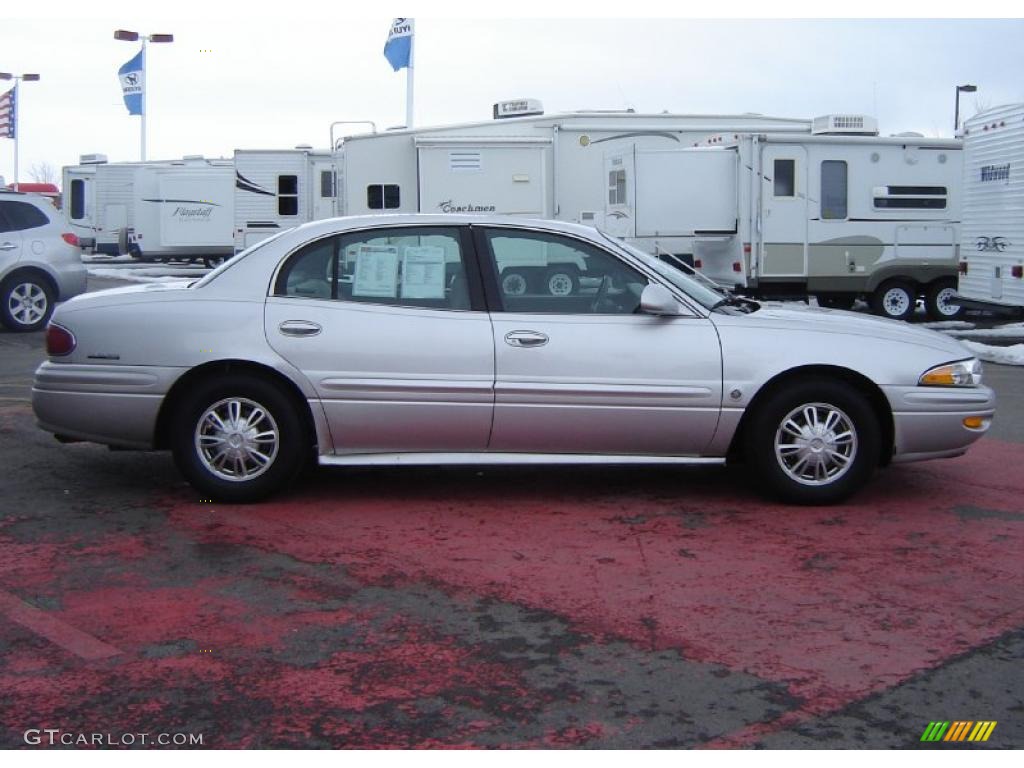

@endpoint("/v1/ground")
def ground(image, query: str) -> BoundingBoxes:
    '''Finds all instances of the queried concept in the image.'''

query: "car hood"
[713,304,974,359]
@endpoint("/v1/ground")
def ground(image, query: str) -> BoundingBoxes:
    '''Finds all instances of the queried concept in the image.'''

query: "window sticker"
[401,246,448,299]
[352,245,399,297]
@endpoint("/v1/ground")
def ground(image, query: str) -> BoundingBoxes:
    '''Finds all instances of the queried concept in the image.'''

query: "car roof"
[288,213,606,243]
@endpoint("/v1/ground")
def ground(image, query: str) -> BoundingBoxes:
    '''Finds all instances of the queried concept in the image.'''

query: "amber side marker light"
[963,416,988,430]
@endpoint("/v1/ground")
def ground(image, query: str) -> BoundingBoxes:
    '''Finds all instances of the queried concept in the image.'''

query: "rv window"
[278,175,299,216]
[608,170,627,206]
[821,161,848,220]
[320,171,335,198]
[367,184,401,210]
[70,179,85,220]
[774,159,795,197]
[873,185,947,210]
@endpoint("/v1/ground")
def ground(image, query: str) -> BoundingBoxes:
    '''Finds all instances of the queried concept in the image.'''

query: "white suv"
[0,191,87,331]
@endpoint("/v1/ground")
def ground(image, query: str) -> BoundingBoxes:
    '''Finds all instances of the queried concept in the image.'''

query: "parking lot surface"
[1,277,1022,749]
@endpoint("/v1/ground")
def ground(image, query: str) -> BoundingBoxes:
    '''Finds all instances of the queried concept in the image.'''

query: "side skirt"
[319,453,727,467]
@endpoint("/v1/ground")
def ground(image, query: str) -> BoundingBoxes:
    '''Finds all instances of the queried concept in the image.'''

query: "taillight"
[958,261,969,275]
[732,262,742,272]
[693,259,703,269]
[46,323,76,356]
[61,232,80,247]
[1013,265,1023,279]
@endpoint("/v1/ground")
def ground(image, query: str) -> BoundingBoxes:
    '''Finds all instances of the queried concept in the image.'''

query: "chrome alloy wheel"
[933,286,959,317]
[774,403,858,486]
[194,397,280,482]
[8,282,48,327]
[882,287,912,318]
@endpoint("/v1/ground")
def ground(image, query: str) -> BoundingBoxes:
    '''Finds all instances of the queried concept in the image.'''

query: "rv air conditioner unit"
[493,98,544,120]
[79,153,109,164]
[811,115,879,136]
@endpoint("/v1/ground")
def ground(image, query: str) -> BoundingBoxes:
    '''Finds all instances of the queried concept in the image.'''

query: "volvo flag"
[384,18,414,71]
[118,47,145,115]
[0,87,14,139]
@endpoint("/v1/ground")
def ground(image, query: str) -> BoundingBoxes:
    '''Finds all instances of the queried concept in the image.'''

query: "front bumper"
[884,385,996,462]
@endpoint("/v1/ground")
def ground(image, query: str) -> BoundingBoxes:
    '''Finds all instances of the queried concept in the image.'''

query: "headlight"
[919,358,983,387]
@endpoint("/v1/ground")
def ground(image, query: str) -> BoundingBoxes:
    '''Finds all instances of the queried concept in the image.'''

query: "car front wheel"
[744,379,881,504]
[171,375,309,503]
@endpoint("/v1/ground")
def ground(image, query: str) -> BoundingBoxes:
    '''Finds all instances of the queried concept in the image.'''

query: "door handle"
[278,320,322,337]
[0,243,18,251]
[504,330,549,348]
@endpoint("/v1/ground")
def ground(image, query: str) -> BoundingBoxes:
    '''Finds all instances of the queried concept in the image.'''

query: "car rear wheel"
[871,280,917,321]
[0,275,55,332]
[744,379,881,504]
[925,278,964,321]
[171,374,309,503]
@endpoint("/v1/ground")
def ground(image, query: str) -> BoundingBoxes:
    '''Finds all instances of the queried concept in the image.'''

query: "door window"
[482,229,648,314]
[821,161,848,220]
[274,226,473,311]
[773,159,795,197]
[70,179,86,220]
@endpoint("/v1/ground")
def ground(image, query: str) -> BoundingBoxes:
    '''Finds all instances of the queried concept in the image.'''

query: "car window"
[0,200,50,232]
[274,226,472,311]
[482,228,648,314]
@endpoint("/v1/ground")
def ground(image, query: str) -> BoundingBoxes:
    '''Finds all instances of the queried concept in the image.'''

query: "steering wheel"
[590,275,612,313]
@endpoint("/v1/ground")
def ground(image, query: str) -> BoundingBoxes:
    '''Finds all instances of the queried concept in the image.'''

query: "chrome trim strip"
[320,453,726,466]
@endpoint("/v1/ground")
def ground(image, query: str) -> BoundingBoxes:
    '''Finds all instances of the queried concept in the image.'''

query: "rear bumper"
[54,262,88,300]
[884,385,996,462]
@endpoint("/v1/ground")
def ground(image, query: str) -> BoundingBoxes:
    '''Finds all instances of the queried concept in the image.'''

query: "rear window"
[0,200,50,232]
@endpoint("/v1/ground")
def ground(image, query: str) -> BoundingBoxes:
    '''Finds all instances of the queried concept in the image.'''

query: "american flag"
[0,87,14,139]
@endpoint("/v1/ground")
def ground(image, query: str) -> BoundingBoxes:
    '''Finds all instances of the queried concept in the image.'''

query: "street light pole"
[114,30,173,161]
[0,72,41,190]
[955,84,978,134]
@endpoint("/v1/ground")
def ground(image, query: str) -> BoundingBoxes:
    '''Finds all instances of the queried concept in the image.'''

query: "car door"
[0,203,25,271]
[475,226,723,456]
[265,224,495,454]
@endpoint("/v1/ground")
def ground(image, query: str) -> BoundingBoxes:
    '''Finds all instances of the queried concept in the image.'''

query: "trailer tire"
[545,266,579,296]
[870,280,917,321]
[500,269,531,297]
[204,255,229,269]
[925,278,964,321]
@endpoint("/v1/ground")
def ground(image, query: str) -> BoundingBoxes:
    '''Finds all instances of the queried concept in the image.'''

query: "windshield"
[600,233,727,310]
[190,230,293,288]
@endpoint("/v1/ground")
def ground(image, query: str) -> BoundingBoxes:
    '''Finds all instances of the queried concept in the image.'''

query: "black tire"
[925,278,964,321]
[0,274,55,332]
[817,293,857,311]
[744,378,881,505]
[500,268,531,297]
[203,254,229,269]
[171,374,310,503]
[870,280,918,321]
[545,266,579,296]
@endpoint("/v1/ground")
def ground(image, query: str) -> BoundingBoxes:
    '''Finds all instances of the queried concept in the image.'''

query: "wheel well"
[2,266,57,296]
[727,365,895,467]
[153,360,318,451]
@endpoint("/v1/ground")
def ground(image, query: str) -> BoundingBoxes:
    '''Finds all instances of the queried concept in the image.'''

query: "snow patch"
[961,341,1024,366]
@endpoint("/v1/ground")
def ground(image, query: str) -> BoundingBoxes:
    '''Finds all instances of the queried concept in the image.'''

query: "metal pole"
[12,78,19,190]
[954,86,960,134]
[405,26,414,128]
[141,37,147,161]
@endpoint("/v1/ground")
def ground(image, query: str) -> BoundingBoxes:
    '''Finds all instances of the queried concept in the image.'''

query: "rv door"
[603,152,635,238]
[311,159,338,221]
[759,146,808,278]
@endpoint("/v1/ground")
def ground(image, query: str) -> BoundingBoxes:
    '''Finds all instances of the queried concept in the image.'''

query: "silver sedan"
[32,215,995,504]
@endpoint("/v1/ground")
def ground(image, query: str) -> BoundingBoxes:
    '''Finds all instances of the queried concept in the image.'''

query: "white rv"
[63,155,235,266]
[233,147,337,250]
[956,104,1024,313]
[669,122,964,320]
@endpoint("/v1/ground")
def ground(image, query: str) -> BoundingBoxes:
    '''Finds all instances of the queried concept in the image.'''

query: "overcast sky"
[2,10,1023,186]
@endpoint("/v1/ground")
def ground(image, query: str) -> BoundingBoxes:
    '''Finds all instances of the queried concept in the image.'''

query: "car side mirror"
[639,283,681,316]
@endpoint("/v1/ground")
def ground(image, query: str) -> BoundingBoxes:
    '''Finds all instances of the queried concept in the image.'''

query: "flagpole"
[140,37,147,161]
[12,79,18,190]
[405,26,414,128]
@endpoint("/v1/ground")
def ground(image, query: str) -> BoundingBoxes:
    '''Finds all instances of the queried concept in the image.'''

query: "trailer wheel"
[500,269,530,297]
[925,278,964,321]
[204,255,229,269]
[545,266,579,297]
[870,280,917,321]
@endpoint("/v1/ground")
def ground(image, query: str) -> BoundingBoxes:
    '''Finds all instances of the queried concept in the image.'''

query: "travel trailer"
[233,147,337,250]
[670,122,964,320]
[956,103,1024,313]
[63,155,235,266]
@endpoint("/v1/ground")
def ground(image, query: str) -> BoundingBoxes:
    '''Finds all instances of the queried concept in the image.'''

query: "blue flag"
[384,18,413,71]
[118,47,145,115]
